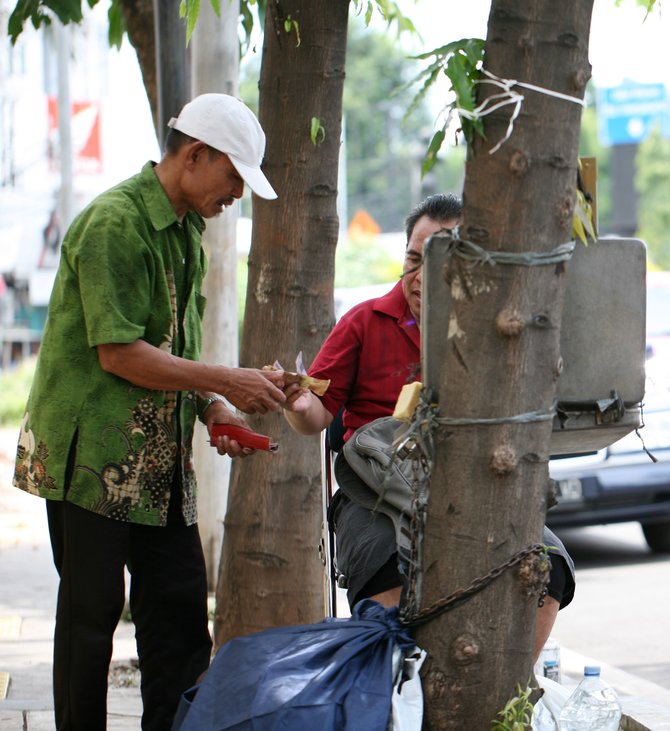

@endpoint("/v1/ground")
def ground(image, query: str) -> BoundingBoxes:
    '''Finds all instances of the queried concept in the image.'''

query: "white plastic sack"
[532,675,572,731]
[391,646,427,730]
[388,650,569,731]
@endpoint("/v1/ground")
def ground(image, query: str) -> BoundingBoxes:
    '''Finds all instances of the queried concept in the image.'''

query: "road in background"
[551,522,670,693]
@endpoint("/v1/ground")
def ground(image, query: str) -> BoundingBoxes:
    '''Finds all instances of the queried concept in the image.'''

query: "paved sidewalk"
[2,426,670,730]
[0,429,142,730]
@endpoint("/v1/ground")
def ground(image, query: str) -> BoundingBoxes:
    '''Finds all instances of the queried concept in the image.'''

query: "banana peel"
[263,366,330,396]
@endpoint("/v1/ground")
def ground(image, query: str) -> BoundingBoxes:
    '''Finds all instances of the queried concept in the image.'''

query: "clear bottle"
[543,659,561,683]
[558,665,622,731]
[535,636,562,684]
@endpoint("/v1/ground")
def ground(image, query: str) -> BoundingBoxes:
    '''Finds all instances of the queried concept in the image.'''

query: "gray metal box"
[552,237,646,453]
[421,235,647,455]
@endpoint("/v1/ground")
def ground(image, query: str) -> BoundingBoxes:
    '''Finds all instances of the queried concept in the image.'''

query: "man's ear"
[184,141,208,169]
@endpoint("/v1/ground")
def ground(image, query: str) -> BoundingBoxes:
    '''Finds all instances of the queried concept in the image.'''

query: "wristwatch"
[197,394,225,424]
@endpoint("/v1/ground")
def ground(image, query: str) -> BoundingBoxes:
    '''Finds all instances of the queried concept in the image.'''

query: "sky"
[397,0,670,89]
[4,0,669,241]
[75,0,670,183]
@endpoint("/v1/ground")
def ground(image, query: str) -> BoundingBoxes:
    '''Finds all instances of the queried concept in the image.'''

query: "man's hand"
[219,368,287,414]
[202,400,257,458]
[281,385,334,435]
[282,383,312,412]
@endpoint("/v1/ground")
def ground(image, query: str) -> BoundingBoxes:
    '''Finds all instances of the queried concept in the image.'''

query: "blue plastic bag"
[173,599,416,731]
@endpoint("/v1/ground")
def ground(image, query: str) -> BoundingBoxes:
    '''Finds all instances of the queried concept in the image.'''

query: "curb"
[561,647,670,731]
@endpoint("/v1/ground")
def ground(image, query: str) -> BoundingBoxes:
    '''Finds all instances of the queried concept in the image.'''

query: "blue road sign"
[597,82,670,146]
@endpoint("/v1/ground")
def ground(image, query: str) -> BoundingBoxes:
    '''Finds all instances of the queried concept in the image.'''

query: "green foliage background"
[636,126,670,270]
[0,357,36,426]
[334,233,403,288]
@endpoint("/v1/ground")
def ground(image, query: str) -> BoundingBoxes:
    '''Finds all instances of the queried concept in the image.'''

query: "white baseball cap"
[168,93,277,200]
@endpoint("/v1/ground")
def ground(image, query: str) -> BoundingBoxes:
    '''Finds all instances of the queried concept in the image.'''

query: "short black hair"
[404,193,463,242]
[164,128,223,163]
[164,127,198,155]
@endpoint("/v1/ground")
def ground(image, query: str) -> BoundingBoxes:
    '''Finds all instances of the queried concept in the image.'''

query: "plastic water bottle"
[543,659,561,683]
[558,665,622,731]
[535,636,562,684]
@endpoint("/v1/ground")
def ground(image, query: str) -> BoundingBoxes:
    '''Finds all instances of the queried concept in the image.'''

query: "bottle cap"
[584,665,601,676]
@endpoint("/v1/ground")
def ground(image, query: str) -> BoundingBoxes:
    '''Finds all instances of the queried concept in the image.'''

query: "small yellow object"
[0,671,10,700]
[392,382,422,421]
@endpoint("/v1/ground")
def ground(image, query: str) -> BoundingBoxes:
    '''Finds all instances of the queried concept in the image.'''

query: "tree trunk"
[118,0,190,144]
[416,1,594,728]
[153,0,191,148]
[214,0,349,645]
[118,0,158,134]
[191,0,241,591]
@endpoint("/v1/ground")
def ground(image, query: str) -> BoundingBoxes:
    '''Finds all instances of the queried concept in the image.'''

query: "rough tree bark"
[214,0,350,645]
[415,1,594,728]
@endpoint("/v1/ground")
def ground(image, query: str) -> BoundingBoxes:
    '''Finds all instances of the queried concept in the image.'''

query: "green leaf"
[402,63,440,126]
[364,2,373,26]
[411,38,474,61]
[179,0,201,45]
[283,16,300,46]
[210,0,222,16]
[107,0,125,49]
[310,117,326,145]
[447,54,475,111]
[354,0,419,40]
[421,128,446,177]
[44,0,84,24]
[8,0,39,44]
[240,1,254,55]
[406,36,484,156]
[8,0,92,43]
[445,53,483,145]
[573,189,596,245]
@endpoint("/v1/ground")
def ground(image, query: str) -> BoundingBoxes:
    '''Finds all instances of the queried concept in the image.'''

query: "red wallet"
[209,423,279,452]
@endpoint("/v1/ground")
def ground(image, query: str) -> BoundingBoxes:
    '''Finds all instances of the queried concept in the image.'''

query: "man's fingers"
[215,436,257,457]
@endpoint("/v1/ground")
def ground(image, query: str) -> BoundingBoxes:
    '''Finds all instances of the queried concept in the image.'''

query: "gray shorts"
[331,489,403,608]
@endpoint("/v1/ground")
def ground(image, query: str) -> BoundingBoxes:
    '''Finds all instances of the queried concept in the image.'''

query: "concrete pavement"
[0,429,141,730]
[1,426,670,730]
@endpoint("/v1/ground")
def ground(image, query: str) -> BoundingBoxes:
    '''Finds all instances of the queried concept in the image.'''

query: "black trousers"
[46,499,212,731]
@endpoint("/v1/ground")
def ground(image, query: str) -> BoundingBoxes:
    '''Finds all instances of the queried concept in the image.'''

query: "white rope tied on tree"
[455,68,587,154]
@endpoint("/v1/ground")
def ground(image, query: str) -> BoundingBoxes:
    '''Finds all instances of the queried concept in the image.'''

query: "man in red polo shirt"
[283,194,574,659]
[284,194,456,445]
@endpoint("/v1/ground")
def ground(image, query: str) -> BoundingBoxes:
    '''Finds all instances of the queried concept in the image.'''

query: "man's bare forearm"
[283,391,334,435]
[97,340,286,415]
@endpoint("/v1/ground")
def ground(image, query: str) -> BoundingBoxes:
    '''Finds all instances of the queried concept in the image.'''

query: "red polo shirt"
[308,280,420,442]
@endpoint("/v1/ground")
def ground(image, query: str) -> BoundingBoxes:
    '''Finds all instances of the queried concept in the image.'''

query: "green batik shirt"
[13,162,208,526]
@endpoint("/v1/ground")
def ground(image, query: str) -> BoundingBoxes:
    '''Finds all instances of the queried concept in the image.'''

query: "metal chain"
[387,395,550,628]
[400,543,546,628]
[399,454,430,620]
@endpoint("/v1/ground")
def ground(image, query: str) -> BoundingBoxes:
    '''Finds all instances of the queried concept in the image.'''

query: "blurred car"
[548,273,670,553]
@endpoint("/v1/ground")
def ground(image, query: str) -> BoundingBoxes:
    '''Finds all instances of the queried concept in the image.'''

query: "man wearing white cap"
[13,94,281,731]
